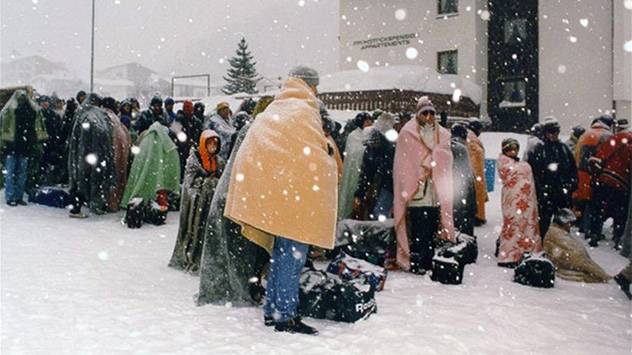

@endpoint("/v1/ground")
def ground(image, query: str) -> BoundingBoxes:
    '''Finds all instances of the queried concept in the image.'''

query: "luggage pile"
[124,198,168,229]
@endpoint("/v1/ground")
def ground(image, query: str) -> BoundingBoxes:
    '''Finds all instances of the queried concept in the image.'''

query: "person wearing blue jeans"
[223,66,337,335]
[1,89,47,207]
[4,155,28,206]
[263,237,309,326]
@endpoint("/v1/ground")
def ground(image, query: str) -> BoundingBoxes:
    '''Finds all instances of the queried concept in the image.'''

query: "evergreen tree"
[222,38,261,95]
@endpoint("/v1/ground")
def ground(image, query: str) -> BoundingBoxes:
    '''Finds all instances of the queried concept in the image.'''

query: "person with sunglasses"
[393,96,455,275]
[526,116,578,238]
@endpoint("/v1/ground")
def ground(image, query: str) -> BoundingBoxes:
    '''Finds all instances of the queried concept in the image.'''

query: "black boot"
[614,274,632,300]
[274,317,318,335]
[409,253,427,275]
[263,315,275,327]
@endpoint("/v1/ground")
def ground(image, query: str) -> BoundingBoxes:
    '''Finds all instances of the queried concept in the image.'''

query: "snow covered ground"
[1,134,630,355]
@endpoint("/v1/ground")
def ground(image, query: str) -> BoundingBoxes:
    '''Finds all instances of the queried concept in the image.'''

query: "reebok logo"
[355,299,376,313]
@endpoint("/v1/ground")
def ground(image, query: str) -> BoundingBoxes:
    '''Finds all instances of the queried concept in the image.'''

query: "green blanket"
[121,122,180,207]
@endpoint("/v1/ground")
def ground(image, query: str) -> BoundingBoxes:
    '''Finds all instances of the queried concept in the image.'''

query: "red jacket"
[572,122,612,201]
[594,131,632,192]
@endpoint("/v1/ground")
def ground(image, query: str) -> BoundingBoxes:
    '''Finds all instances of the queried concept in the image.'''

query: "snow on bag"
[513,251,556,288]
[435,233,478,266]
[298,268,377,323]
[326,251,387,292]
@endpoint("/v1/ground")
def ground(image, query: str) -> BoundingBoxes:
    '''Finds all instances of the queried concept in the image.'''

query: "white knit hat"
[416,96,435,113]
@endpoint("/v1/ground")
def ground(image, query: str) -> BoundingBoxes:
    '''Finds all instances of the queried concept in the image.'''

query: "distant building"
[97,62,170,103]
[257,76,282,93]
[1,55,82,99]
[338,0,632,133]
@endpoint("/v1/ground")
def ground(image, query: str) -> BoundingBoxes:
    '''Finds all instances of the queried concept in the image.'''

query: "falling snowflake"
[303,147,311,155]
[131,146,141,155]
[569,36,577,43]
[558,65,567,74]
[395,9,407,21]
[177,132,187,142]
[579,19,589,27]
[385,129,398,142]
[292,250,304,260]
[98,251,108,261]
[479,10,490,21]
[406,47,418,59]
[452,88,462,103]
[85,154,98,165]
[236,173,245,182]
[357,60,370,72]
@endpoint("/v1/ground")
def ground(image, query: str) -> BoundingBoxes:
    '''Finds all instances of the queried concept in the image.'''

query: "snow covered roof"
[319,65,482,104]
[93,77,135,87]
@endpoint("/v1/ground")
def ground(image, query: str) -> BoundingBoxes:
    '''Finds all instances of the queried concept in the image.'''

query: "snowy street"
[1,172,630,355]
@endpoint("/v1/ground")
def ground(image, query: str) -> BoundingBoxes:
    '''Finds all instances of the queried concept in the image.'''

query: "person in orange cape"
[466,120,489,226]
[224,66,337,335]
[393,96,455,274]
[169,130,225,272]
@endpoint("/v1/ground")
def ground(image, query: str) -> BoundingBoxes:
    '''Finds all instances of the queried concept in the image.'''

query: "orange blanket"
[224,78,338,252]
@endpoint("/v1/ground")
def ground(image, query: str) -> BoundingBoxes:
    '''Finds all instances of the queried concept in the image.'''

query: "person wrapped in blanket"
[169,130,225,272]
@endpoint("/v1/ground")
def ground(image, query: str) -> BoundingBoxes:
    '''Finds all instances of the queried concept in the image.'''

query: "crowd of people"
[1,65,630,336]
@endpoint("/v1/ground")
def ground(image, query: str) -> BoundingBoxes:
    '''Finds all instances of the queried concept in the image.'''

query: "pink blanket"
[393,119,455,271]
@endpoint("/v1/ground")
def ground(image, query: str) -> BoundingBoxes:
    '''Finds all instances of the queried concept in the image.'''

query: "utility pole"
[90,0,95,92]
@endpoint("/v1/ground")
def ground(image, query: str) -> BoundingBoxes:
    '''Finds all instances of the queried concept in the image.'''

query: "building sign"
[352,33,418,50]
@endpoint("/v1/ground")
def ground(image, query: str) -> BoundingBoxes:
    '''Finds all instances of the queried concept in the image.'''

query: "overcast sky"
[0,0,340,85]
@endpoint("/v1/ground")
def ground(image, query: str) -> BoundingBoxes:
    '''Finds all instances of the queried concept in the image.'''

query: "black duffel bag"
[28,186,72,208]
[299,268,377,323]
